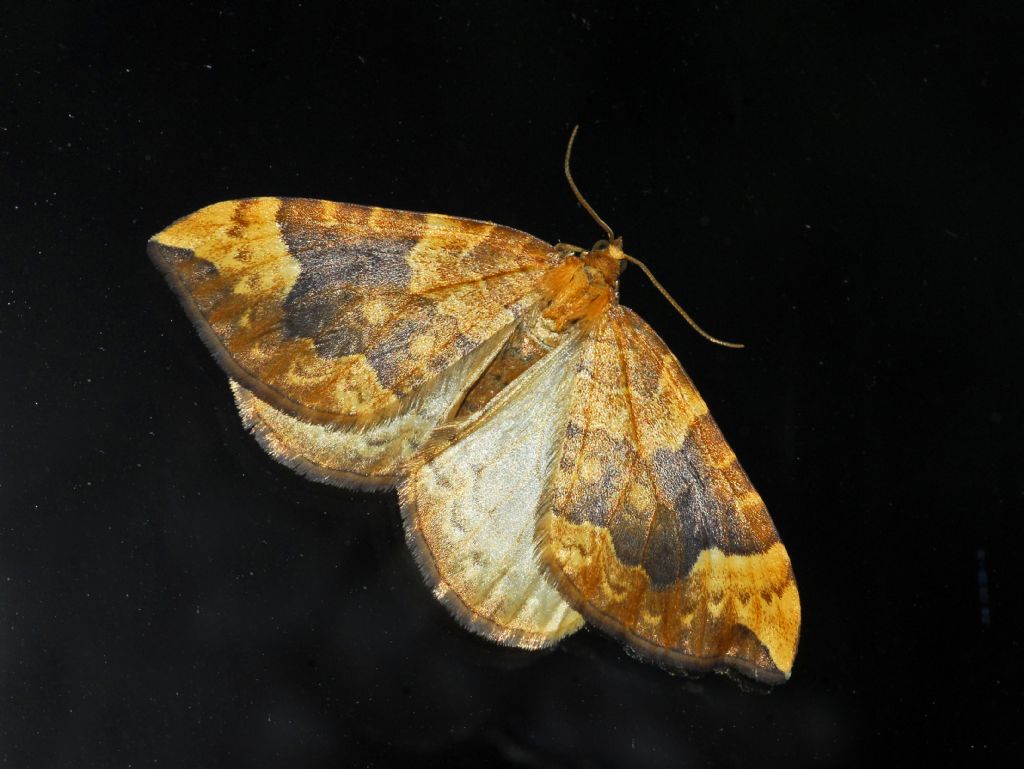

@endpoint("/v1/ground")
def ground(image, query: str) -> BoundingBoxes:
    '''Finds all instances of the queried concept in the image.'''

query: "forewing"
[149,197,559,426]
[398,329,587,649]
[538,306,800,683]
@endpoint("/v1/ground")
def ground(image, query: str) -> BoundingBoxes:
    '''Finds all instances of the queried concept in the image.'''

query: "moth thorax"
[539,257,615,332]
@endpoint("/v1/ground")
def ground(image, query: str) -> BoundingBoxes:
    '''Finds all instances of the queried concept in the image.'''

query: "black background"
[2,2,1021,767]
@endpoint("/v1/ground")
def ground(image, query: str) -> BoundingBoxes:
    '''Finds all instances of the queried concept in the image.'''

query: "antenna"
[564,125,615,241]
[618,252,744,349]
[563,125,745,350]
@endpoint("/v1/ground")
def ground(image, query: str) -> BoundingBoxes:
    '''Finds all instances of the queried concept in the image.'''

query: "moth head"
[591,237,626,261]
[582,238,626,286]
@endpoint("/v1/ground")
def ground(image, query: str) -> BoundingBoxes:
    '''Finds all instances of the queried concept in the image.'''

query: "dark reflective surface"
[2,3,1019,766]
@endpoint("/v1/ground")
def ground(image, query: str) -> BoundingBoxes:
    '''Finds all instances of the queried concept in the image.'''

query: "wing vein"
[610,317,659,529]
[411,264,550,297]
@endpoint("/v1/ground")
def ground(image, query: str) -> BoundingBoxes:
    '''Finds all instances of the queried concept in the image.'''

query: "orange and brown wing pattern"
[148,197,560,426]
[226,318,516,489]
[537,305,800,683]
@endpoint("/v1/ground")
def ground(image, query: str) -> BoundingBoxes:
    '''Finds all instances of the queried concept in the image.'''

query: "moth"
[149,129,800,684]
